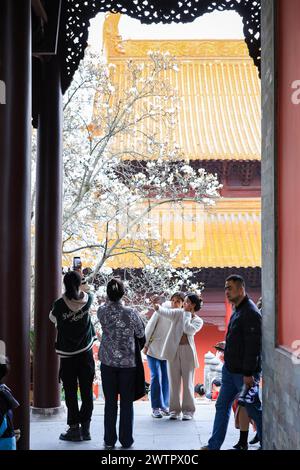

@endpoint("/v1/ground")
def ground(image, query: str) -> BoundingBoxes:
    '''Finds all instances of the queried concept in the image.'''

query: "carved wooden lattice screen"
[58,0,261,93]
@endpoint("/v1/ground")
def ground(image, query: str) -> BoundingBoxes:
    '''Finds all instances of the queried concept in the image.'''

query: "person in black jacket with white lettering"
[49,270,96,442]
[202,274,262,450]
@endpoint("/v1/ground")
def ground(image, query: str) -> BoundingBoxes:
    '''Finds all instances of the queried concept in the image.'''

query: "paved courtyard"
[30,398,259,451]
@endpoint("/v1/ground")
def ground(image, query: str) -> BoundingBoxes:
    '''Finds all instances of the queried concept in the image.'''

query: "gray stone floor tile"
[30,400,259,451]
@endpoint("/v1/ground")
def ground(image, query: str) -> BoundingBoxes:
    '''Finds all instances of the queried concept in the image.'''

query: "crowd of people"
[0,271,263,451]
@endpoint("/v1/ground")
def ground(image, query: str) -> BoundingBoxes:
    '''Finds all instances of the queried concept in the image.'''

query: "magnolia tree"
[61,48,222,312]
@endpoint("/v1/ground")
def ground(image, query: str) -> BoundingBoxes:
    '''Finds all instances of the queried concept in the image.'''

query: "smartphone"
[73,256,82,270]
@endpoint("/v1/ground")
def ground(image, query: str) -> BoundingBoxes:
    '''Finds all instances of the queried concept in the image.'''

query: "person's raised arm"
[153,304,182,321]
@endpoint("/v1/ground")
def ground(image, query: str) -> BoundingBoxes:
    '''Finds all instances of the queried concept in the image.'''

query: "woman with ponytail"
[97,278,145,449]
[49,270,96,442]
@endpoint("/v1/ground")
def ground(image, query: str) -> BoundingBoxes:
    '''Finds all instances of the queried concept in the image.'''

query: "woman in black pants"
[49,271,96,442]
[97,279,145,449]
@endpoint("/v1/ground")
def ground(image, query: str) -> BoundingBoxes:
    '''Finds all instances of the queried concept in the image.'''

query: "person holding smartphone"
[72,258,90,294]
[153,293,204,421]
[49,270,96,442]
[73,257,82,271]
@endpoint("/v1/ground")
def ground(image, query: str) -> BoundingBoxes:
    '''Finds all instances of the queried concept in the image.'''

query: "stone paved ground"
[30,398,260,451]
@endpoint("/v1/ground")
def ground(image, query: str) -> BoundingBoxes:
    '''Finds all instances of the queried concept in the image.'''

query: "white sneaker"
[152,408,163,418]
[169,412,180,420]
[182,413,193,421]
[160,408,170,416]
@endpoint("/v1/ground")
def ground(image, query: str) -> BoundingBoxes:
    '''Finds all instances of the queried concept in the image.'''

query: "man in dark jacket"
[202,275,262,450]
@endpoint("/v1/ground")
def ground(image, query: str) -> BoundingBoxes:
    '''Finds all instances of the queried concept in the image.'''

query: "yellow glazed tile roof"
[103,198,261,269]
[105,59,261,161]
[99,15,261,161]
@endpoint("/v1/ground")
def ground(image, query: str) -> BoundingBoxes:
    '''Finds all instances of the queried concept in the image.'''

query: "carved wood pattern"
[58,0,261,93]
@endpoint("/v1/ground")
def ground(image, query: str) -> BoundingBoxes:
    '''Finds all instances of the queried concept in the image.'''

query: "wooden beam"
[31,0,48,22]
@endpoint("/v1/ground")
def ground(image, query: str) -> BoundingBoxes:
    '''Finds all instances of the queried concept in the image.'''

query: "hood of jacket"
[62,292,89,312]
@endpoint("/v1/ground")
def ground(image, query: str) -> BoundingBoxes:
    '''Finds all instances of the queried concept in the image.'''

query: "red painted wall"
[278,0,300,349]
[194,324,225,384]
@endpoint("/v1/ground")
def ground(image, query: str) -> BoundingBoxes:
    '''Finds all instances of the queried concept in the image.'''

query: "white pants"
[167,344,195,415]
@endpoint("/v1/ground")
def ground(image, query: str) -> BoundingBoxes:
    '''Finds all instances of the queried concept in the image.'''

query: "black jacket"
[50,293,96,357]
[224,295,262,376]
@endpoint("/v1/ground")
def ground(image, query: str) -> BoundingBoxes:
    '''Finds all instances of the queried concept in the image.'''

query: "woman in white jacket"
[154,293,203,420]
[144,292,184,419]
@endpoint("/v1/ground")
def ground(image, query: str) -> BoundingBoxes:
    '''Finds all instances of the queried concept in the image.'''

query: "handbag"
[134,335,146,401]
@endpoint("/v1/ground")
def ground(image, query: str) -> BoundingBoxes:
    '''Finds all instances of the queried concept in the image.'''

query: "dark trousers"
[100,363,136,448]
[60,349,95,426]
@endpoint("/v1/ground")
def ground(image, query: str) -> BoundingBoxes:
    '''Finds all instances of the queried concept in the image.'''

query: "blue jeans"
[147,355,169,410]
[208,364,262,450]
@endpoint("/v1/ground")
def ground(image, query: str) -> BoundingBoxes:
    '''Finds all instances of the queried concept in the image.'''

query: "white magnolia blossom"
[46,47,223,311]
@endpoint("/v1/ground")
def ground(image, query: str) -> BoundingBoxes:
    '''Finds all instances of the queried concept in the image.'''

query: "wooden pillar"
[33,57,63,412]
[0,0,31,450]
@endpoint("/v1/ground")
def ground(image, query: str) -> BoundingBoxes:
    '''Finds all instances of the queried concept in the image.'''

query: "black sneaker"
[81,421,91,441]
[249,433,260,445]
[233,442,248,450]
[59,425,83,442]
[104,443,115,450]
